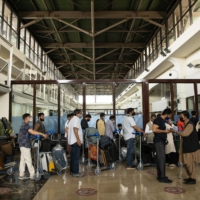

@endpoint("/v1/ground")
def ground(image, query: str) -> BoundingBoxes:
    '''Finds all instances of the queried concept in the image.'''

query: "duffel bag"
[0,141,14,157]
[99,135,113,150]
[40,139,55,152]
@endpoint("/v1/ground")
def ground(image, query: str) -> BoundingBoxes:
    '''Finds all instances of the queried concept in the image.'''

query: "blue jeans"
[125,138,135,166]
[70,143,81,174]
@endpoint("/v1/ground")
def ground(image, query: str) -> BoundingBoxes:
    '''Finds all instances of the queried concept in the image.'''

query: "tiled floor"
[30,163,200,200]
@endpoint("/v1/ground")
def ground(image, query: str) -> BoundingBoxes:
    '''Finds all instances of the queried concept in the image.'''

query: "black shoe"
[184,178,196,184]
[184,178,190,182]
[159,177,172,183]
[157,176,160,180]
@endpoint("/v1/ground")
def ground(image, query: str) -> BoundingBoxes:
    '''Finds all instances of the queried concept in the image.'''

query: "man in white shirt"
[123,108,146,169]
[65,113,74,154]
[67,109,84,177]
[145,114,156,143]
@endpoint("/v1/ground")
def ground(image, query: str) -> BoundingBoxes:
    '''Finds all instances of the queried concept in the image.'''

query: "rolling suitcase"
[107,145,119,163]
[40,152,55,172]
[52,144,68,172]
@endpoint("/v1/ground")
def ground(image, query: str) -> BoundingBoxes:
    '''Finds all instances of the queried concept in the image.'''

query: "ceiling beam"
[143,18,165,29]
[91,0,95,79]
[56,60,135,64]
[42,42,145,48]
[95,49,119,61]
[20,18,42,29]
[64,71,127,74]
[33,29,152,33]
[56,18,91,36]
[73,64,93,74]
[96,65,113,73]
[20,11,166,19]
[95,18,129,36]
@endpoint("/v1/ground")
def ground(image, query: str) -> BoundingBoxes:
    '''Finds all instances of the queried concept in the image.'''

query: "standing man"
[97,113,106,135]
[145,114,156,143]
[105,116,116,139]
[34,113,46,133]
[190,111,198,126]
[175,111,200,184]
[19,113,48,180]
[152,108,172,183]
[123,108,146,169]
[65,113,74,154]
[68,109,84,177]
[81,114,91,130]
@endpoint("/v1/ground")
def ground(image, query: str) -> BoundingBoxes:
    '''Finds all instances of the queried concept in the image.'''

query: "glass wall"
[12,84,33,133]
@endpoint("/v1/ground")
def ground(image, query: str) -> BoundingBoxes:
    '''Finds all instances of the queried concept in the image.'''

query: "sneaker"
[126,165,136,169]
[72,173,84,178]
[19,175,30,180]
[30,176,35,180]
[184,178,196,184]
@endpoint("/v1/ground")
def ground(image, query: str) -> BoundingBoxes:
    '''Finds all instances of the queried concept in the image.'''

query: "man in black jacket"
[81,114,91,130]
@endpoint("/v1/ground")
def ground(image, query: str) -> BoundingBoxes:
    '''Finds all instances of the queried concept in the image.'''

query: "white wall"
[0,93,9,119]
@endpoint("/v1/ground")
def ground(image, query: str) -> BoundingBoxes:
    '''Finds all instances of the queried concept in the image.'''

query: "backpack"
[0,120,5,136]
[1,117,13,135]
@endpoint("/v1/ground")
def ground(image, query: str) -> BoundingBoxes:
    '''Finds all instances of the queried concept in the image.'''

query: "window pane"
[26,30,30,45]
[12,13,18,31]
[11,30,17,47]
[3,4,11,24]
[20,23,25,39]
[0,0,3,16]
[30,36,34,50]
[2,21,10,40]
[20,38,25,53]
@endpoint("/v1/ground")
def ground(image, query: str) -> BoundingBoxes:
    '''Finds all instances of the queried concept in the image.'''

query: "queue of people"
[17,109,200,184]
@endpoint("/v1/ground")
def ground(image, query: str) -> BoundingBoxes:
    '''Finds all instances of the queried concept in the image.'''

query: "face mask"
[40,118,44,121]
[180,117,184,122]
[132,112,135,116]
[79,115,83,119]
[29,117,33,122]
[87,119,90,122]
[113,120,115,123]
[165,117,170,121]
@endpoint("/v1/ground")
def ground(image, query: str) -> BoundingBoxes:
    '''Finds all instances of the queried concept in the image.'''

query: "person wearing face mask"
[18,113,48,180]
[145,114,156,143]
[34,113,46,133]
[97,113,106,135]
[105,116,116,139]
[81,114,91,130]
[174,111,200,184]
[67,109,84,177]
[123,108,146,169]
[152,108,172,183]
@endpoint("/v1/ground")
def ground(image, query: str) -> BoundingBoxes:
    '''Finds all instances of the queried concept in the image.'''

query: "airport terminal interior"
[1,0,200,199]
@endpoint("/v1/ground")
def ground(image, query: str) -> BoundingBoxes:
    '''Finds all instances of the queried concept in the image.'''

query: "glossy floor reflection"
[32,163,200,200]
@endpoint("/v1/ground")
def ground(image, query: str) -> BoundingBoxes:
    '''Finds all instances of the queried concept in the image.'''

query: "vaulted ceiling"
[8,0,177,80]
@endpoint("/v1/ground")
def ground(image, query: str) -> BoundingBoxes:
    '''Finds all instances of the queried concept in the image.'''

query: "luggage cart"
[132,132,144,170]
[30,131,55,180]
[80,129,86,165]
[86,133,116,175]
[0,136,17,176]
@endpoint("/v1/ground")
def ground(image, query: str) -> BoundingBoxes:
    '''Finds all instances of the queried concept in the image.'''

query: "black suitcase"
[106,145,119,163]
[99,135,113,150]
[40,139,54,152]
